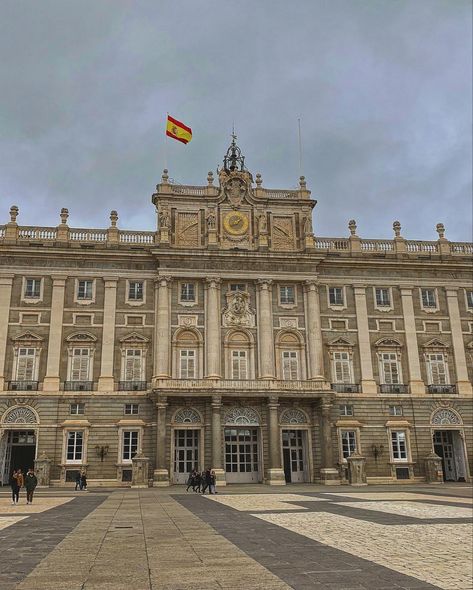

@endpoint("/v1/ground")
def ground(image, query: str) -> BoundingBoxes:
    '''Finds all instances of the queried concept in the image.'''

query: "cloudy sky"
[0,0,471,240]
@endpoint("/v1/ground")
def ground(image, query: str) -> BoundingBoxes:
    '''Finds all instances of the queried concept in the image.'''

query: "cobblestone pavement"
[0,484,470,590]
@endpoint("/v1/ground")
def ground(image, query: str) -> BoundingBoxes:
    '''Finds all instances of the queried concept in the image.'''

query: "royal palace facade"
[0,139,472,488]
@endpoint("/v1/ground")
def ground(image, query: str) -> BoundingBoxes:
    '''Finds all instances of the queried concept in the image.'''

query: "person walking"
[10,469,21,505]
[201,468,212,495]
[186,470,196,492]
[80,471,87,491]
[25,468,38,504]
[75,471,82,491]
[209,469,217,495]
[193,471,202,493]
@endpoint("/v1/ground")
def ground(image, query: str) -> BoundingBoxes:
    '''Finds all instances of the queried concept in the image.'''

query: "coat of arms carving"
[222,291,255,328]
[225,178,247,208]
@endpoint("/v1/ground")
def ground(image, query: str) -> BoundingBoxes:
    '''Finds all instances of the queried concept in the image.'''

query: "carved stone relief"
[224,407,260,425]
[176,212,199,248]
[271,216,295,250]
[178,315,198,327]
[2,406,38,425]
[222,291,255,328]
[279,317,298,329]
[174,408,201,424]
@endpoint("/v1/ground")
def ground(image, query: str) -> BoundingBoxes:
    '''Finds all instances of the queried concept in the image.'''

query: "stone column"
[205,278,221,379]
[132,453,150,488]
[43,276,67,392]
[98,277,118,391]
[319,400,340,485]
[211,395,226,485]
[257,279,275,379]
[34,452,52,487]
[446,288,472,395]
[267,396,285,485]
[153,276,172,381]
[347,451,367,486]
[304,280,325,381]
[400,287,425,395]
[353,285,377,393]
[0,275,13,391]
[153,397,169,486]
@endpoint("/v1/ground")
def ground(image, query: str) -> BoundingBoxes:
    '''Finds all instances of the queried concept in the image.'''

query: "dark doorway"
[7,430,36,481]
[283,448,291,483]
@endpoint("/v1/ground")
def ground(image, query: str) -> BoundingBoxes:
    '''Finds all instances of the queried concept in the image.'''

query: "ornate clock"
[223,211,249,236]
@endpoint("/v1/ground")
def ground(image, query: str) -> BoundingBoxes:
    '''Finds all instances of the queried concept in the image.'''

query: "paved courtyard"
[0,484,471,590]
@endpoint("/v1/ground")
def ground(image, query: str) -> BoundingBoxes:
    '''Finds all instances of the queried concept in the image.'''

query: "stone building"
[0,138,472,487]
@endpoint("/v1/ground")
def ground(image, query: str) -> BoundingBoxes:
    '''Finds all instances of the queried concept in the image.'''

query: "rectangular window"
[332,352,352,383]
[421,288,436,308]
[128,281,143,301]
[391,430,408,461]
[282,351,298,380]
[389,405,403,416]
[466,290,473,309]
[375,288,391,307]
[280,285,295,305]
[180,283,196,302]
[70,403,85,415]
[77,280,93,300]
[16,348,36,381]
[124,403,139,415]
[124,349,143,381]
[66,431,84,463]
[339,404,353,416]
[122,430,138,461]
[380,352,400,384]
[179,349,196,378]
[229,283,246,292]
[24,278,41,298]
[329,287,344,306]
[341,430,356,459]
[231,350,248,379]
[70,348,91,381]
[426,353,448,385]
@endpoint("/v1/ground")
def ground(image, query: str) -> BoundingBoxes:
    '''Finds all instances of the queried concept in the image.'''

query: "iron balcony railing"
[427,384,456,394]
[63,381,94,391]
[118,381,147,391]
[331,383,360,393]
[8,380,38,391]
[380,384,408,394]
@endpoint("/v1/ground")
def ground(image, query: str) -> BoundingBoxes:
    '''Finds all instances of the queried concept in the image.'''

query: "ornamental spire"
[223,134,246,172]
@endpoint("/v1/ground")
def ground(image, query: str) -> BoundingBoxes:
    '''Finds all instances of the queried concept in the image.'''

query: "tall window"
[180,350,196,378]
[24,278,41,299]
[421,288,436,308]
[70,348,91,381]
[332,352,352,383]
[231,350,248,379]
[391,431,408,461]
[466,290,473,310]
[282,351,298,380]
[426,353,448,385]
[375,288,390,307]
[280,285,295,305]
[128,281,143,301]
[180,283,196,302]
[77,280,93,300]
[15,348,37,381]
[379,352,401,384]
[341,431,356,459]
[66,431,84,463]
[124,349,144,381]
[329,287,344,306]
[122,431,139,462]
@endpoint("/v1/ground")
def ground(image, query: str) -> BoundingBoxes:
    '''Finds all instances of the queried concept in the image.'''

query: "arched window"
[224,407,260,426]
[173,408,202,424]
[280,408,308,425]
[224,330,255,380]
[172,328,203,379]
[276,330,306,380]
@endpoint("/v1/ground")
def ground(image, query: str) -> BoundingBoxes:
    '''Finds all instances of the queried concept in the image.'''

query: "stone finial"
[161,169,169,183]
[393,220,401,237]
[9,205,19,224]
[348,219,357,236]
[436,223,445,239]
[110,210,118,227]
[60,208,69,225]
[207,171,214,186]
[255,173,263,188]
[299,175,306,190]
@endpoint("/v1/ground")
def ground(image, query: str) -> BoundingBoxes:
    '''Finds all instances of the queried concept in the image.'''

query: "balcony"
[63,381,94,391]
[118,381,147,391]
[427,384,456,394]
[8,380,38,391]
[153,378,332,392]
[380,384,408,394]
[331,383,360,393]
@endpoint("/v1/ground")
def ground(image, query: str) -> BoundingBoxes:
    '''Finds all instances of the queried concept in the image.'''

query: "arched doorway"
[171,408,203,484]
[0,406,39,485]
[224,407,261,483]
[431,408,468,482]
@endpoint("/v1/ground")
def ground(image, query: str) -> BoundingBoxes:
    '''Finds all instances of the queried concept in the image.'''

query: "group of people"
[186,468,217,494]
[10,468,38,505]
[74,471,88,491]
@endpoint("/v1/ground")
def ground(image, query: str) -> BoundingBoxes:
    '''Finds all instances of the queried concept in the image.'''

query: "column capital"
[445,287,459,297]
[399,286,415,294]
[268,395,279,409]
[51,275,68,285]
[320,399,333,417]
[352,284,367,294]
[103,276,119,287]
[0,275,15,285]
[204,277,222,288]
[211,395,222,408]
[156,396,168,410]
[304,279,319,293]
[257,278,273,290]
[155,276,173,287]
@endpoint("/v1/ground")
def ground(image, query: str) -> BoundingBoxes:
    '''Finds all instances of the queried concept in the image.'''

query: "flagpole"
[164,112,169,173]
[297,117,303,177]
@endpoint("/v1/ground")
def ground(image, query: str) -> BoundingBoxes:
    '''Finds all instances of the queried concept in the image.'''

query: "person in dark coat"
[25,468,38,504]
[80,471,87,490]
[186,470,196,492]
[75,471,82,491]
[193,471,202,493]
[10,469,21,505]
[201,468,212,494]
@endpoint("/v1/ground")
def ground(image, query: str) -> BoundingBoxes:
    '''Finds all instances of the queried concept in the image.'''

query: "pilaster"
[319,399,340,485]
[97,277,118,391]
[266,396,285,485]
[43,276,67,392]
[211,395,226,485]
[0,275,14,391]
[153,276,172,383]
[445,288,472,395]
[353,285,377,393]
[257,279,275,379]
[304,280,327,382]
[205,278,222,379]
[400,287,425,395]
[153,397,169,486]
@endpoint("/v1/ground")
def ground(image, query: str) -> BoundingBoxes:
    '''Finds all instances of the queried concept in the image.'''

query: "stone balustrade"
[154,378,331,392]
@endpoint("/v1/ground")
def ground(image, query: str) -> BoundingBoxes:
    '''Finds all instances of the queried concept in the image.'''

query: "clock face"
[223,211,249,236]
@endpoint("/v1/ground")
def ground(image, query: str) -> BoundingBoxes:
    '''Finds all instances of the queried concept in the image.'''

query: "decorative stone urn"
[347,451,367,486]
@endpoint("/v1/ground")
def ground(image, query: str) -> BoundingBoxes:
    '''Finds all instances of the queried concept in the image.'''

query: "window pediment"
[375,337,402,348]
[66,332,97,343]
[119,332,149,344]
[11,331,43,345]
[327,337,353,348]
[422,338,448,349]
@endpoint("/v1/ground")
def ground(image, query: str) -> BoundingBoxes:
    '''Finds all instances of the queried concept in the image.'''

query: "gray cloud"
[0,0,471,241]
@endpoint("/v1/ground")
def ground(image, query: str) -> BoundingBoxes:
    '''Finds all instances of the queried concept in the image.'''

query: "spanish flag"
[166,115,192,144]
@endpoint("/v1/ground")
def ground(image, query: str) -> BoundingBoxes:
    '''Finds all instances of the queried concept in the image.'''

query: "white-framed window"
[122,430,139,462]
[124,403,139,415]
[282,351,299,380]
[426,353,449,385]
[389,405,403,416]
[379,352,401,384]
[15,348,38,381]
[179,282,196,304]
[329,287,344,306]
[231,350,248,379]
[420,288,437,310]
[331,351,353,383]
[375,287,391,308]
[70,403,85,415]
[391,430,408,461]
[341,430,357,460]
[66,431,84,463]
[24,278,41,299]
[70,348,92,381]
[179,349,196,378]
[127,281,144,302]
[339,404,353,416]
[229,283,246,292]
[123,349,144,381]
[465,290,473,311]
[77,280,93,300]
[279,285,295,305]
